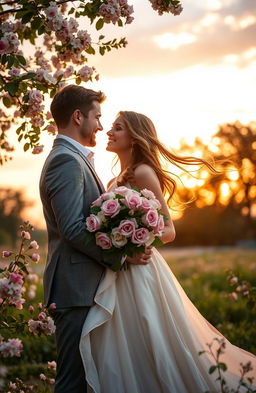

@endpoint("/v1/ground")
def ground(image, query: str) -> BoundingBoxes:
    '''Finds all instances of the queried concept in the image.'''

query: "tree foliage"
[173,121,256,245]
[0,0,183,164]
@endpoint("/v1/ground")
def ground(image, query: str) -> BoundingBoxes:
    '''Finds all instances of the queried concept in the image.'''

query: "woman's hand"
[126,247,152,265]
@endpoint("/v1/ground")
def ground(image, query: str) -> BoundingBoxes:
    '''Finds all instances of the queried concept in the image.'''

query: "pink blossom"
[0,37,9,55]
[49,378,55,385]
[8,66,20,77]
[9,382,17,389]
[118,219,137,237]
[21,230,31,240]
[27,273,39,283]
[31,253,40,263]
[40,373,47,381]
[29,305,34,312]
[86,214,102,232]
[64,65,74,78]
[2,250,11,258]
[30,240,39,249]
[78,66,93,82]
[48,360,57,370]
[29,90,43,104]
[0,338,23,357]
[44,316,56,335]
[49,302,56,309]
[229,292,238,301]
[9,272,23,286]
[14,110,21,117]
[229,277,238,286]
[46,124,57,135]
[132,228,151,245]
[101,199,121,217]
[32,145,44,154]
[38,312,47,320]
[95,232,112,249]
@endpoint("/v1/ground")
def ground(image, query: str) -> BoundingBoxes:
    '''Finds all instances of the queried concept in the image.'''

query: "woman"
[80,111,256,393]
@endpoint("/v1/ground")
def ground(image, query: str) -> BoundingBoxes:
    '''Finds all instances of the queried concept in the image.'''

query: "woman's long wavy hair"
[117,111,219,207]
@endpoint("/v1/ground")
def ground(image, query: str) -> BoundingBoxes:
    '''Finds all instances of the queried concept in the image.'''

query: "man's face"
[80,101,103,147]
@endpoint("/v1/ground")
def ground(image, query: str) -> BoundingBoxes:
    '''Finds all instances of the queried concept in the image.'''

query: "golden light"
[226,168,239,181]
[219,182,231,205]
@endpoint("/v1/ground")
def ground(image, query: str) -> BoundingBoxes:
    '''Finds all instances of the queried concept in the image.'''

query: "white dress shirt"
[56,134,95,167]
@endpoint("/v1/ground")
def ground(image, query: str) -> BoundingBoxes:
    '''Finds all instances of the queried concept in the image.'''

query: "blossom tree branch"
[0,0,183,164]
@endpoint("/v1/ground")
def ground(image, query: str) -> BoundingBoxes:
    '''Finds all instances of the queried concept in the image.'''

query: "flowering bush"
[0,220,56,391]
[0,0,183,164]
[226,270,256,309]
[199,338,255,393]
[85,186,165,270]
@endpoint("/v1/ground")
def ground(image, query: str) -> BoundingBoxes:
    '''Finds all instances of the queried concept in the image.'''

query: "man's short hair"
[50,85,106,128]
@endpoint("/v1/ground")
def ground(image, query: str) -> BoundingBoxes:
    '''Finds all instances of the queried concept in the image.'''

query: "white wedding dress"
[79,247,256,393]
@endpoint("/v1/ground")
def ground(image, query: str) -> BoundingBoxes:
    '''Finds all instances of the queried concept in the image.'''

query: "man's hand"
[126,247,152,265]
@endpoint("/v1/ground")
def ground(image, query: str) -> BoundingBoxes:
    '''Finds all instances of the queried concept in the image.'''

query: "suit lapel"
[53,138,105,194]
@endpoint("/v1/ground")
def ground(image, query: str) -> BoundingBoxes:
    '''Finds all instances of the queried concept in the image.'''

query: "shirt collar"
[56,134,94,164]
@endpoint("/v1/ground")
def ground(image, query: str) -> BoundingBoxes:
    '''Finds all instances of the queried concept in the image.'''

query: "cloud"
[153,32,197,50]
[93,0,256,77]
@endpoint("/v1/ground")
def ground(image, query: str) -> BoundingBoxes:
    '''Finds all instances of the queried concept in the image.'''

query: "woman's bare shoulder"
[134,164,158,179]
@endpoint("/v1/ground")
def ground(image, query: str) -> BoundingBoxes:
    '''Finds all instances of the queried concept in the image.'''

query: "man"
[39,85,151,393]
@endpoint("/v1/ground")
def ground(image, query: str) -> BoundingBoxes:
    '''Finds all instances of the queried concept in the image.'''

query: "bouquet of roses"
[85,186,165,271]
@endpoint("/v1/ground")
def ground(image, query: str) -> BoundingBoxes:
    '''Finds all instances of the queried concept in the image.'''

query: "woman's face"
[106,116,132,153]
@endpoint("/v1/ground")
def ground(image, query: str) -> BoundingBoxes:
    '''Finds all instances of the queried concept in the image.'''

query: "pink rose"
[114,186,130,196]
[141,188,156,199]
[122,192,142,210]
[101,199,121,217]
[86,214,101,232]
[95,232,112,249]
[91,196,103,207]
[154,215,165,235]
[111,228,128,248]
[149,198,161,210]
[118,219,137,237]
[132,228,151,245]
[140,197,152,211]
[101,192,115,200]
[142,209,159,228]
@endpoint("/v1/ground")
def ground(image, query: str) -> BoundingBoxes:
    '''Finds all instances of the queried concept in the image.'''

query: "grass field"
[2,246,256,390]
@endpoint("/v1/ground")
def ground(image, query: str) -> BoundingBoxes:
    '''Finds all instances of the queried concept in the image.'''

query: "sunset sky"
[1,0,256,229]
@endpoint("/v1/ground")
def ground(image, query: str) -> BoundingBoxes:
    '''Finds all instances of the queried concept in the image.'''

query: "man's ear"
[72,109,82,126]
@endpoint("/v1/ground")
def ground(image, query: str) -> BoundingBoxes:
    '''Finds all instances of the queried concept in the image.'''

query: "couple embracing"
[40,85,256,393]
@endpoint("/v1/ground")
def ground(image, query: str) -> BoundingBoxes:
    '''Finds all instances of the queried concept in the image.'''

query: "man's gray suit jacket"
[39,138,107,308]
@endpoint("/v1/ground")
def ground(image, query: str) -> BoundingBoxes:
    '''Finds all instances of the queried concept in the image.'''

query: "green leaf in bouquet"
[84,231,94,246]
[151,237,164,247]
[90,206,101,214]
